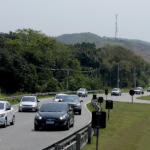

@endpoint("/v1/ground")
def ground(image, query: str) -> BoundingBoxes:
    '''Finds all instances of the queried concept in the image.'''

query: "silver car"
[53,94,67,102]
[0,101,15,128]
[18,96,40,112]
[111,88,121,96]
[76,88,88,97]
[134,87,143,94]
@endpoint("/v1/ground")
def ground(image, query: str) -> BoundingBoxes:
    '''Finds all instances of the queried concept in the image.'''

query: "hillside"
[55,32,150,63]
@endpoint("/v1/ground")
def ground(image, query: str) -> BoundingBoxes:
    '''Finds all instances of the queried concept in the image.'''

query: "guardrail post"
[88,126,92,144]
[55,144,62,150]
[76,133,81,150]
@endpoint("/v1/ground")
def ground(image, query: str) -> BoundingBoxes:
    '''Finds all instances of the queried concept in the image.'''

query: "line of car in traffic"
[110,87,146,96]
[0,88,87,130]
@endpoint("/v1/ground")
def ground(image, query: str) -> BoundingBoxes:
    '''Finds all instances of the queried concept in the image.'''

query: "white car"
[53,94,67,102]
[111,88,121,96]
[76,88,88,97]
[134,87,143,94]
[18,96,40,112]
[0,101,15,128]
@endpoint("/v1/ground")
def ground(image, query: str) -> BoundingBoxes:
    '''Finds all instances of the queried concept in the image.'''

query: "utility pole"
[95,68,97,79]
[117,63,120,88]
[66,68,69,90]
[134,67,136,88]
[115,14,118,40]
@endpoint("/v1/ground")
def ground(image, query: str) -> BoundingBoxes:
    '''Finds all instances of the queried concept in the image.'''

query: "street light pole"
[134,67,136,88]
[117,63,120,88]
[66,68,69,90]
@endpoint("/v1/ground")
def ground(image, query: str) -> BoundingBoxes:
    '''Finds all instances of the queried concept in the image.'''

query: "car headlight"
[32,104,37,107]
[77,103,81,106]
[0,113,5,118]
[36,114,42,120]
[19,103,22,106]
[60,115,66,120]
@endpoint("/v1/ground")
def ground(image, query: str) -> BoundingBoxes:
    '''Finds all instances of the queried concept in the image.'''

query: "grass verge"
[82,100,150,150]
[2,95,55,105]
[136,95,150,100]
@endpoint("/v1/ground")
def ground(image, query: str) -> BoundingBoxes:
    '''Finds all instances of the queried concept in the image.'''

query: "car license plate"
[46,121,54,124]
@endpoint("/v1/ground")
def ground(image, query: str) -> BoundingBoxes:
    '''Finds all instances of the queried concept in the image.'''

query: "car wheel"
[65,120,70,130]
[79,110,81,115]
[10,116,15,125]
[34,125,39,131]
[3,119,7,128]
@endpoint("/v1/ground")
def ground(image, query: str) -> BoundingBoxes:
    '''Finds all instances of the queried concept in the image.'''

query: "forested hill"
[0,29,150,94]
[55,32,150,63]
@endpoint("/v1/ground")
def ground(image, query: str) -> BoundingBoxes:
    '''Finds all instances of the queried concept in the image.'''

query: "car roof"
[0,101,7,104]
[43,102,68,106]
[63,95,78,97]
[22,96,36,98]
[56,94,67,95]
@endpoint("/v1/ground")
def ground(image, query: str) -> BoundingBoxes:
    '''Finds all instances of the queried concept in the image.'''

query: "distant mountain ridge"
[55,32,150,63]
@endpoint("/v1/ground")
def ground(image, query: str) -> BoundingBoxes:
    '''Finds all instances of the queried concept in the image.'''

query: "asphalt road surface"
[0,92,150,150]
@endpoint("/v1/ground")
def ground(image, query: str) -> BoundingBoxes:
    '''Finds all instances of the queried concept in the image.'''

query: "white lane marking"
[84,102,92,124]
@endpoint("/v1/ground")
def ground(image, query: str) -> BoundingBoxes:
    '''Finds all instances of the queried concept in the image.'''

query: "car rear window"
[0,103,4,109]
[63,96,79,102]
[40,103,67,112]
[56,95,65,99]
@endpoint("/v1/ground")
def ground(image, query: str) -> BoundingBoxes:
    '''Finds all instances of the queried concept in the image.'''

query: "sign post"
[98,97,103,107]
[105,100,113,120]
[129,90,134,103]
[92,111,106,150]
[105,89,108,100]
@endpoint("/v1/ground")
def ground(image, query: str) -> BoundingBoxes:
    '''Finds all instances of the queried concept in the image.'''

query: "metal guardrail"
[91,98,102,112]
[0,90,102,102]
[43,123,93,150]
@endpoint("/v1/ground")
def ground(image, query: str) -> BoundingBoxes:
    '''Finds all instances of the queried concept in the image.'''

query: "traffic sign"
[129,90,134,96]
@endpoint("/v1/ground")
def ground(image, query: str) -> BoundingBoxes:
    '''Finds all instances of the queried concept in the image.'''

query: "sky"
[1,0,150,42]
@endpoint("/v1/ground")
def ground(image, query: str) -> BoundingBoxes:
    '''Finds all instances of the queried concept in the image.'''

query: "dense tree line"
[0,29,150,94]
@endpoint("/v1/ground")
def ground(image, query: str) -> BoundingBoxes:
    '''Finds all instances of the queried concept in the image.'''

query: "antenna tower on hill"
[115,14,118,39]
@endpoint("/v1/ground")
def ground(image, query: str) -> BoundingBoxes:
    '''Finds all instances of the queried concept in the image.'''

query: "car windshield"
[78,89,85,91]
[0,103,4,109]
[113,89,118,91]
[21,97,36,102]
[134,88,140,90]
[40,103,66,112]
[63,96,79,102]
[56,95,65,99]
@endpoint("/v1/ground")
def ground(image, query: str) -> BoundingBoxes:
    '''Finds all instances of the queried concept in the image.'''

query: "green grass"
[82,101,150,150]
[3,95,55,105]
[136,95,150,100]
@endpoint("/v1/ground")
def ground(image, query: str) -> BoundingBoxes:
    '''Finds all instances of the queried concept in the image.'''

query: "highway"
[0,96,92,150]
[0,92,150,150]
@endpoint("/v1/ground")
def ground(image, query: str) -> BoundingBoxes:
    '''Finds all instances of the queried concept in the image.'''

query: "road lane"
[1,92,150,150]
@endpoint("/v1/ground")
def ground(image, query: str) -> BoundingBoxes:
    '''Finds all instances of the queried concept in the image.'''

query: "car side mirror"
[80,100,83,102]
[7,107,11,110]
[69,108,73,111]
